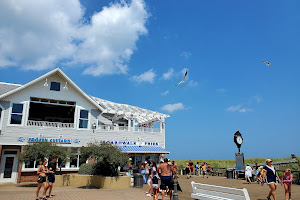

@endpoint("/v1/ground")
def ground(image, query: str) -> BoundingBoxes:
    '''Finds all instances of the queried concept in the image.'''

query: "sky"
[0,0,300,160]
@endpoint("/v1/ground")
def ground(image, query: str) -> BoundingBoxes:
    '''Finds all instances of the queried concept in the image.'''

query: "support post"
[173,175,179,200]
[17,145,24,183]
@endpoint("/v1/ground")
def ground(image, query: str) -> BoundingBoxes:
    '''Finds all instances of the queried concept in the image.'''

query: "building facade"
[0,68,169,183]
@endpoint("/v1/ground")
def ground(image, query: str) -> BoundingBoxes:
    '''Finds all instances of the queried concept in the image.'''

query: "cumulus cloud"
[161,68,174,80]
[226,105,253,113]
[188,80,198,87]
[132,69,156,83]
[161,103,185,113]
[180,51,191,59]
[161,90,169,96]
[0,0,148,76]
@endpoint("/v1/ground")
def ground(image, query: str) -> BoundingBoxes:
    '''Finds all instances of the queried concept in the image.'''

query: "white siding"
[0,73,165,148]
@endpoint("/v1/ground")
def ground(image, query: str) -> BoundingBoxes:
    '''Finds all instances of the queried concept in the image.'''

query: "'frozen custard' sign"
[28,137,72,144]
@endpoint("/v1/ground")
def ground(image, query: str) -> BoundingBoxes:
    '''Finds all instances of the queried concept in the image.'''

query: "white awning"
[98,115,113,125]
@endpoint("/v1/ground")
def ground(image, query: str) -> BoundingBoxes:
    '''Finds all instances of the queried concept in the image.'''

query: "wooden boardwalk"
[142,175,300,200]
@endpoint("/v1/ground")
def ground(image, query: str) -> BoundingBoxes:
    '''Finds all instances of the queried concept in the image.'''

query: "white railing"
[135,127,161,133]
[98,125,161,133]
[27,120,74,129]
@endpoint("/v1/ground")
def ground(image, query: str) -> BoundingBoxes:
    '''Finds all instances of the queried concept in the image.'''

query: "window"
[25,161,34,168]
[50,82,60,91]
[10,103,23,124]
[79,110,89,129]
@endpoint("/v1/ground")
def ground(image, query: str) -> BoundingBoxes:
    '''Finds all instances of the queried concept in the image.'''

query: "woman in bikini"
[36,159,48,200]
[282,168,293,200]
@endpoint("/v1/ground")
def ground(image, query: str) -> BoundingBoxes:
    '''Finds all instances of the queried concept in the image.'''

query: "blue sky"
[0,0,299,160]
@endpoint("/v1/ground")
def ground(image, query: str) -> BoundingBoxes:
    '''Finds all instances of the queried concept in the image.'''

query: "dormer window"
[50,82,60,91]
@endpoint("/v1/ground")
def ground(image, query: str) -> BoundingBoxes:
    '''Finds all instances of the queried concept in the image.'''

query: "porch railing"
[27,120,74,128]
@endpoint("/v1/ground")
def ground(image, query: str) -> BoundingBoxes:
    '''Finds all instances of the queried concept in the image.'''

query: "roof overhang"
[0,68,105,112]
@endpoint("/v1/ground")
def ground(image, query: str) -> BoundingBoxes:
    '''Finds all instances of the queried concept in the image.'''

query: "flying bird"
[174,71,188,86]
[261,61,272,66]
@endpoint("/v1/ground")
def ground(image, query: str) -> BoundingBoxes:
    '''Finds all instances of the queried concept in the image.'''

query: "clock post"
[233,130,245,178]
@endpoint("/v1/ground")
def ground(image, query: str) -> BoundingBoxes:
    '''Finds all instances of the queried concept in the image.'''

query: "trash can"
[226,169,234,179]
[133,173,143,188]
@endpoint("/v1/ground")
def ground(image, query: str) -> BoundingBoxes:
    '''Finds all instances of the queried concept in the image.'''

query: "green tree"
[80,142,128,176]
[19,142,73,168]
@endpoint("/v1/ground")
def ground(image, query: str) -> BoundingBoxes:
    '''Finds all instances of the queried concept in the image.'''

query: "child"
[151,171,160,200]
[282,168,293,200]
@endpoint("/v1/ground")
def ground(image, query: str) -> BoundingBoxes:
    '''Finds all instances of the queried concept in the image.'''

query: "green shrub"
[80,143,128,177]
[78,163,96,175]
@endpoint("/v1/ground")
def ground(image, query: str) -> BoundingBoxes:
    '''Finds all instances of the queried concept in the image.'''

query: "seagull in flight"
[261,61,272,66]
[174,71,188,86]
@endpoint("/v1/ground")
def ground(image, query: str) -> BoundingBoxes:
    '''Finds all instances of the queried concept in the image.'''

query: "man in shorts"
[46,155,58,198]
[157,158,174,200]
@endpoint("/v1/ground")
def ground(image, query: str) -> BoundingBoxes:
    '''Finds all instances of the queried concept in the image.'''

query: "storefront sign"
[101,140,159,146]
[27,137,72,144]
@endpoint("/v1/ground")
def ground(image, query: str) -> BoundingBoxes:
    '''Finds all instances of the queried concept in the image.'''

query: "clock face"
[236,136,243,144]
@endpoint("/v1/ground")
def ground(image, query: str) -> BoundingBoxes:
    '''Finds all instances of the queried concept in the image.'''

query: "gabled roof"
[0,68,104,111]
[91,96,169,124]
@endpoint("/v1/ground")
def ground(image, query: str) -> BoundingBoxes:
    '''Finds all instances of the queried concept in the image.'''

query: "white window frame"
[77,109,90,130]
[21,155,81,172]
[0,104,4,134]
[7,102,25,126]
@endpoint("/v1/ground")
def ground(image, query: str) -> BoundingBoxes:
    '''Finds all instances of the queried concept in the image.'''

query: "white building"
[0,68,169,183]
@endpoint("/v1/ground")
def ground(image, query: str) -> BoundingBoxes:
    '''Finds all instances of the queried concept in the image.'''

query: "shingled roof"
[0,82,21,96]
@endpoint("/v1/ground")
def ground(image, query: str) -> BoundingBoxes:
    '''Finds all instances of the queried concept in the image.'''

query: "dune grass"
[174,157,290,169]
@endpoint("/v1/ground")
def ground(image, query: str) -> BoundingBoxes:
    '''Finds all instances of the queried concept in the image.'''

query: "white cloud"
[161,90,169,96]
[216,88,227,93]
[0,0,148,76]
[161,103,185,113]
[180,51,191,59]
[251,95,262,104]
[132,69,156,83]
[188,80,198,87]
[161,68,174,80]
[226,105,253,113]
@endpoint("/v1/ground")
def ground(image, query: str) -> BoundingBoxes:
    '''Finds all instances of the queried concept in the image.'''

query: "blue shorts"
[160,176,173,190]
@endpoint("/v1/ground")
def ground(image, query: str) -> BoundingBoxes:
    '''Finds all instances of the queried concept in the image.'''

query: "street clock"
[233,130,243,152]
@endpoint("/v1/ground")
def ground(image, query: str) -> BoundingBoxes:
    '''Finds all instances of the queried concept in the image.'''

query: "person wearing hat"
[245,163,253,184]
[262,159,281,200]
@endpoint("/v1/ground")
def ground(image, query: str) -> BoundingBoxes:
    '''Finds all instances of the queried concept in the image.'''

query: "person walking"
[146,162,158,196]
[185,163,190,179]
[195,162,199,176]
[245,163,252,184]
[202,163,207,178]
[36,159,48,200]
[45,155,58,198]
[157,158,174,200]
[262,159,281,200]
[206,163,212,177]
[141,162,147,184]
[282,168,293,200]
[188,160,193,177]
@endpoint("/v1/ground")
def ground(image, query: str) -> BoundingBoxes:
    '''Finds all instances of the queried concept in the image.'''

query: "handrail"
[27,120,74,128]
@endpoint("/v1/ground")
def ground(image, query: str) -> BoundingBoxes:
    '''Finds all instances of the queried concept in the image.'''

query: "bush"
[80,142,128,177]
[78,163,96,175]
